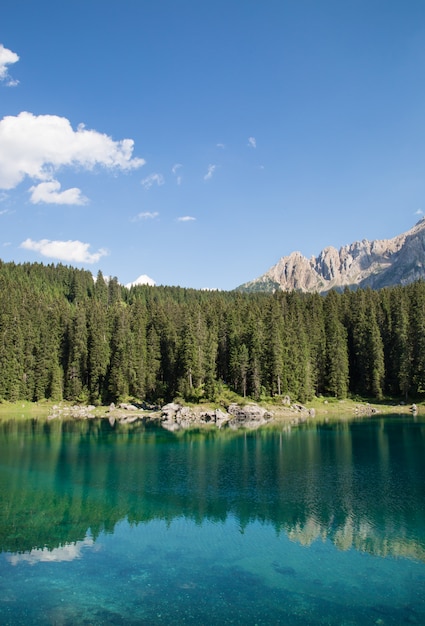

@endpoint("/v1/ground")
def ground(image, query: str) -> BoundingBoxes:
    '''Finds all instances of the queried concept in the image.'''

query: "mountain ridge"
[237,219,425,293]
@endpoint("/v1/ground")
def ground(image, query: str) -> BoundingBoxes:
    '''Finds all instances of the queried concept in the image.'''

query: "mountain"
[125,274,156,288]
[237,219,425,293]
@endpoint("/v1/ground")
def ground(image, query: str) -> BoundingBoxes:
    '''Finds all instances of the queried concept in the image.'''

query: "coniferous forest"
[1,260,424,405]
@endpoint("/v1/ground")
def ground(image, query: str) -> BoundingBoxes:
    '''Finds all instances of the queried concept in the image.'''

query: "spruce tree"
[324,291,349,398]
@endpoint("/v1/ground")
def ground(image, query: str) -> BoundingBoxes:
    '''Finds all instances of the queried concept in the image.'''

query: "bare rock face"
[268,252,323,292]
[238,218,425,293]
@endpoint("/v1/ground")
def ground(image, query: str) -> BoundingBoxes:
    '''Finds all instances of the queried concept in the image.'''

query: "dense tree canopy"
[0,260,424,404]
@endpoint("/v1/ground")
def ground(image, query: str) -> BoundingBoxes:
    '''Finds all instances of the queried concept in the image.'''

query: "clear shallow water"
[0,416,424,625]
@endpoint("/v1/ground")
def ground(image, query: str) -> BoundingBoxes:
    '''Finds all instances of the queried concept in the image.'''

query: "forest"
[0,259,424,405]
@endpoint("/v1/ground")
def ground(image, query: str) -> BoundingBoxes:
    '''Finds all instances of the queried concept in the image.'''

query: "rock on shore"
[48,401,276,430]
[46,398,321,430]
[155,402,274,431]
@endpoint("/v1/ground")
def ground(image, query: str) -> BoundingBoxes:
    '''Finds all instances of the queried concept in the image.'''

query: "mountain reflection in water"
[0,416,424,562]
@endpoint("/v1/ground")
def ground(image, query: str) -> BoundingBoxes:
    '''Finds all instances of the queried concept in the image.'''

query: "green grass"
[0,400,54,420]
[0,392,421,422]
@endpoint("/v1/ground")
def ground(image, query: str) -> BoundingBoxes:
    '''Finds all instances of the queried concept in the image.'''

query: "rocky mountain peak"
[237,219,425,293]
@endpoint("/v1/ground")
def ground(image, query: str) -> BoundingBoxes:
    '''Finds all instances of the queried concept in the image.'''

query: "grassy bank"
[0,400,57,420]
[302,396,420,417]
[0,396,420,422]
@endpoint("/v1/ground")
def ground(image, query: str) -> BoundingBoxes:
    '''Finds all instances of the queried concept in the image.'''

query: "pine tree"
[94,270,108,305]
[0,287,24,401]
[408,281,425,394]
[305,293,327,397]
[390,288,411,398]
[346,289,385,398]
[145,324,161,400]
[107,304,131,402]
[264,297,285,396]
[324,291,349,398]
[87,301,110,404]
[65,305,88,401]
[365,292,385,399]
[128,301,148,400]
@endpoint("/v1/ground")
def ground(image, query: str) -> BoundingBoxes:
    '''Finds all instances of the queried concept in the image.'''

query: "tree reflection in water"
[0,416,424,562]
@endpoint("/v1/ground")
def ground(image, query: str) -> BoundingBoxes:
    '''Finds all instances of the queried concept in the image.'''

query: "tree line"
[0,260,424,404]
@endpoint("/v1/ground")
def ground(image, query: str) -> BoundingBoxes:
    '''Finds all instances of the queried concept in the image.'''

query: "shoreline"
[0,397,420,430]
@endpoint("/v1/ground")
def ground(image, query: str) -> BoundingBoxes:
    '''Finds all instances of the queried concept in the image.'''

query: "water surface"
[0,415,424,625]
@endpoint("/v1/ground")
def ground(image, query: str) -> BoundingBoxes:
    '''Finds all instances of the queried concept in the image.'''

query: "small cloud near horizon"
[247,137,256,148]
[415,209,423,216]
[177,216,196,222]
[216,143,225,149]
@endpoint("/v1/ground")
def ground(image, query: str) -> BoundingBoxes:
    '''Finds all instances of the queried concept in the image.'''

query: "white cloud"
[132,211,159,221]
[0,112,144,202]
[141,173,164,189]
[177,216,196,222]
[29,180,88,205]
[248,137,256,148]
[415,209,423,216]
[125,274,156,288]
[0,44,19,86]
[204,164,216,181]
[20,238,108,264]
[216,143,225,149]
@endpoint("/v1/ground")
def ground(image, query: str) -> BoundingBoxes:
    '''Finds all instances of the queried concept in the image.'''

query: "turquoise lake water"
[0,415,424,625]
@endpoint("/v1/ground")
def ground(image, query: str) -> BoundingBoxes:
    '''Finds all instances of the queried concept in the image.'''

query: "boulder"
[159,402,273,431]
[227,403,273,429]
[199,409,230,429]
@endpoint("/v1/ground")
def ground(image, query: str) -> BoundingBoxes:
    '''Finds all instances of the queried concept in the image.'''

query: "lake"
[0,415,424,625]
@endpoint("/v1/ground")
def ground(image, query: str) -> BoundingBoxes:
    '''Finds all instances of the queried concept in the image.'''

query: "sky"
[1,0,425,291]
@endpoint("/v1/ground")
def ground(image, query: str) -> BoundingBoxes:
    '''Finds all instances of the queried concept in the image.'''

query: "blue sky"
[1,0,424,290]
